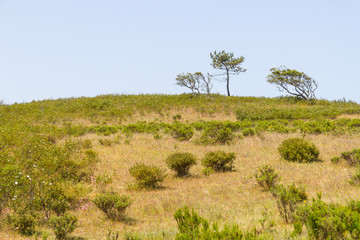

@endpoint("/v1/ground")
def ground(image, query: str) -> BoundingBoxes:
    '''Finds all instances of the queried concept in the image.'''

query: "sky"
[0,0,359,104]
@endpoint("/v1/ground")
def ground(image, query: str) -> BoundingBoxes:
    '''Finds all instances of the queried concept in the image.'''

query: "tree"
[210,50,246,96]
[267,66,318,101]
[176,72,213,95]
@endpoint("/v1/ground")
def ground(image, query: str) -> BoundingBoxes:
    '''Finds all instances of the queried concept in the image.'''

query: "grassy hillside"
[1,94,360,239]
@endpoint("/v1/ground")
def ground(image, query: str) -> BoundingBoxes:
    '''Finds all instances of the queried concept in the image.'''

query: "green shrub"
[8,210,37,236]
[331,156,341,163]
[197,126,234,145]
[129,163,167,189]
[341,149,360,166]
[93,191,132,221]
[349,165,360,186]
[166,153,197,177]
[174,206,258,240]
[96,172,113,193]
[49,213,78,240]
[242,127,256,137]
[295,196,360,239]
[201,151,236,172]
[171,123,194,141]
[99,138,113,146]
[278,138,319,163]
[271,184,307,223]
[82,139,92,149]
[255,165,281,191]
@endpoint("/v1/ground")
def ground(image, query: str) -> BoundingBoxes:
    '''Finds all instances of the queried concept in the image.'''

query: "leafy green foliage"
[166,153,197,177]
[171,123,194,141]
[267,66,318,101]
[278,138,319,163]
[295,196,360,239]
[197,124,234,145]
[270,184,307,223]
[201,151,236,172]
[93,191,132,221]
[129,163,167,189]
[174,206,258,240]
[255,165,281,191]
[50,213,78,240]
[7,210,38,236]
[210,50,246,96]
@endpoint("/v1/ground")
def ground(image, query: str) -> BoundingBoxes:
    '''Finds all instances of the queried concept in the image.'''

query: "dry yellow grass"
[67,131,360,239]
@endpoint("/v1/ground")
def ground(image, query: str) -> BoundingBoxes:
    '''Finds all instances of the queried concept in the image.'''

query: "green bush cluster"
[93,191,132,221]
[49,213,78,240]
[278,138,319,163]
[201,151,236,172]
[174,206,259,240]
[166,153,197,177]
[129,163,167,189]
[332,148,360,166]
[294,196,360,239]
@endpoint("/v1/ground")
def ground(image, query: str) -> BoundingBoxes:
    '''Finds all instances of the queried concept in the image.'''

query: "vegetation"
[278,138,320,163]
[210,50,246,96]
[0,94,360,239]
[166,153,197,177]
[267,66,318,101]
[201,151,236,172]
[175,72,212,95]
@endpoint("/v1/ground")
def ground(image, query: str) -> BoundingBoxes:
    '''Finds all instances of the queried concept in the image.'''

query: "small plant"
[201,151,236,172]
[49,213,78,240]
[331,156,341,163]
[93,191,132,221]
[129,163,167,189]
[82,139,92,149]
[99,138,113,146]
[8,211,37,237]
[349,165,360,186]
[271,184,307,223]
[255,165,281,191]
[171,123,194,141]
[202,167,214,176]
[166,152,197,177]
[198,126,234,145]
[341,149,360,166]
[278,138,319,163]
[96,172,113,193]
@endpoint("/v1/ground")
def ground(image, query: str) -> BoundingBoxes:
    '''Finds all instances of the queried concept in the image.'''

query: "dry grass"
[66,130,360,239]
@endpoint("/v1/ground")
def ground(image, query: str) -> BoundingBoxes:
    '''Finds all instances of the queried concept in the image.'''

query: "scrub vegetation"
[1,93,360,239]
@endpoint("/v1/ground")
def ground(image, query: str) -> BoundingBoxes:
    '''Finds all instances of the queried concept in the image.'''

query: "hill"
[1,94,360,239]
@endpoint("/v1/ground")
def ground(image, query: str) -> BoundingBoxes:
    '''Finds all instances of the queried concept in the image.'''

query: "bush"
[271,184,307,223]
[93,191,132,221]
[166,153,197,177]
[255,165,281,191]
[171,123,194,141]
[129,163,167,189]
[8,210,37,236]
[49,213,78,240]
[341,149,360,166]
[197,126,234,145]
[349,165,360,186]
[174,206,258,240]
[278,138,319,163]
[295,196,360,239]
[201,151,236,172]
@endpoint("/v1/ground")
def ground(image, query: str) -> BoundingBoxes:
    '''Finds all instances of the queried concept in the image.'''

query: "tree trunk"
[226,69,230,96]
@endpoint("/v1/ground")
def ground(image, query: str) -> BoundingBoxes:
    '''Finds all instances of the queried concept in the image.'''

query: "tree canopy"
[267,66,318,101]
[210,50,246,96]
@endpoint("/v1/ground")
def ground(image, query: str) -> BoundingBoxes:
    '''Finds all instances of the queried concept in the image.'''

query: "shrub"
[99,138,113,146]
[255,165,281,191]
[278,138,319,163]
[295,196,360,239]
[129,163,167,189]
[174,206,258,240]
[49,213,78,240]
[349,165,360,186]
[8,210,37,236]
[95,172,113,193]
[166,153,197,177]
[197,126,234,145]
[341,149,360,166]
[171,123,194,141]
[93,191,132,221]
[201,151,236,172]
[271,184,307,223]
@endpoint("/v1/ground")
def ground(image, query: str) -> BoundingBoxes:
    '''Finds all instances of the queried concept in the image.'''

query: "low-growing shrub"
[8,210,37,236]
[197,126,234,145]
[349,165,360,186]
[166,152,197,177]
[129,163,167,189]
[99,138,113,146]
[171,123,193,141]
[271,184,307,223]
[96,172,113,193]
[93,191,132,221]
[295,196,360,239]
[242,127,256,137]
[255,165,281,191]
[201,151,236,172]
[341,149,360,166]
[278,138,319,163]
[174,206,258,240]
[49,213,78,240]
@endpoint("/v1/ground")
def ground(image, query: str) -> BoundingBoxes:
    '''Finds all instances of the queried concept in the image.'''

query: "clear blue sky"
[0,0,359,104]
